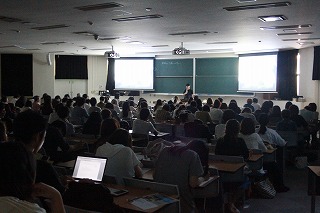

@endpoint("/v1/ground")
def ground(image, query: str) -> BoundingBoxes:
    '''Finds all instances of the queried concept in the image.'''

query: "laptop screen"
[72,156,107,182]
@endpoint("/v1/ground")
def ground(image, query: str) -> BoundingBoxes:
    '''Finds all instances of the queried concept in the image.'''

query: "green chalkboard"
[153,59,193,93]
[155,59,193,77]
[195,58,239,94]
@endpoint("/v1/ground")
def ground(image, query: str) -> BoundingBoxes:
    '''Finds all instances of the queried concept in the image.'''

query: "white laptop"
[72,156,107,182]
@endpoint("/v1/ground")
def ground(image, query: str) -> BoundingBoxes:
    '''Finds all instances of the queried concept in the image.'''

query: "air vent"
[112,14,163,22]
[224,1,291,11]
[206,41,238,44]
[41,41,67,45]
[0,16,22,22]
[75,2,123,11]
[169,31,210,36]
[277,32,313,36]
[32,24,70,30]
[260,24,311,30]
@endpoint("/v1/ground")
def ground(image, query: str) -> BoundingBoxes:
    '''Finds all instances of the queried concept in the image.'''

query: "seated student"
[239,118,267,152]
[239,107,258,125]
[87,97,102,115]
[252,98,261,111]
[195,104,213,125]
[40,95,54,118]
[268,105,282,127]
[94,118,120,152]
[44,120,85,163]
[132,108,159,136]
[154,142,208,213]
[153,99,163,113]
[137,101,155,124]
[155,104,172,123]
[228,102,244,123]
[105,103,120,122]
[48,103,63,124]
[95,128,142,179]
[13,110,68,195]
[70,97,89,125]
[111,99,121,114]
[101,108,112,120]
[215,109,235,139]
[56,106,75,137]
[257,113,286,147]
[119,101,133,120]
[277,109,297,131]
[82,111,102,136]
[97,96,105,109]
[0,142,65,213]
[186,100,198,114]
[300,103,319,147]
[243,98,255,112]
[215,119,248,213]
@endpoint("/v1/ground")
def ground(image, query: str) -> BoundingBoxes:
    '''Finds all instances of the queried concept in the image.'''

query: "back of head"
[240,117,255,135]
[247,98,253,104]
[202,105,210,112]
[253,98,258,103]
[281,109,291,119]
[140,101,148,109]
[13,111,47,143]
[308,103,317,112]
[105,102,114,110]
[162,104,170,111]
[187,140,209,174]
[101,109,112,120]
[140,108,150,120]
[76,97,85,107]
[89,97,97,106]
[289,104,299,116]
[271,105,281,116]
[225,119,240,136]
[108,128,132,147]
[0,142,35,200]
[100,118,119,138]
[241,107,252,114]
[207,98,213,106]
[213,99,221,108]
[285,101,293,110]
[57,105,70,119]
[257,113,269,134]
[51,120,67,137]
[222,109,235,124]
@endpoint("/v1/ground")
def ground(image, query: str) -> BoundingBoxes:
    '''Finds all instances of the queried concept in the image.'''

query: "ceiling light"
[126,41,145,45]
[31,24,70,30]
[258,15,287,22]
[112,14,163,22]
[169,31,210,36]
[151,45,169,47]
[74,31,96,36]
[206,41,238,44]
[237,0,257,3]
[75,2,123,11]
[224,1,291,11]
[283,29,297,33]
[260,24,312,30]
[277,32,313,36]
[297,42,315,45]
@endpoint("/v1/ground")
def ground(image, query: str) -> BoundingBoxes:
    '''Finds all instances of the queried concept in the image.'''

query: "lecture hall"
[0,1,320,213]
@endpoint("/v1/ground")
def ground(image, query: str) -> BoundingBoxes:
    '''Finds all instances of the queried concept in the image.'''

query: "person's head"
[241,107,252,114]
[162,104,170,111]
[82,94,88,100]
[89,97,97,106]
[76,97,85,107]
[43,95,52,104]
[220,103,228,110]
[100,118,120,138]
[289,104,299,116]
[218,97,223,103]
[257,113,269,134]
[247,98,253,105]
[186,83,190,90]
[155,99,162,106]
[33,95,40,103]
[105,102,114,110]
[196,99,202,110]
[111,99,118,105]
[225,119,240,136]
[13,111,47,153]
[108,128,132,147]
[122,101,130,112]
[228,102,240,114]
[101,109,112,120]
[240,117,255,135]
[253,98,258,103]
[285,101,293,110]
[64,94,70,99]
[57,106,70,119]
[271,105,281,116]
[140,101,148,109]
[221,109,235,124]
[281,109,291,119]
[202,105,210,112]
[308,103,317,112]
[140,108,150,121]
[99,96,105,103]
[0,142,36,200]
[213,99,221,108]
[206,98,213,106]
[190,101,197,108]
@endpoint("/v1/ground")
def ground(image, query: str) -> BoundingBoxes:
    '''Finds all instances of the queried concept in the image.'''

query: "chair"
[123,177,180,213]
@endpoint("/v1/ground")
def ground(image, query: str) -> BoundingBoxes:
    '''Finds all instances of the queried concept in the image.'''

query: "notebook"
[72,156,107,182]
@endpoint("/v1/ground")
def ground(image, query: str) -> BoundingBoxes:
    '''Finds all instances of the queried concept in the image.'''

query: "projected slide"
[114,58,154,90]
[238,54,277,92]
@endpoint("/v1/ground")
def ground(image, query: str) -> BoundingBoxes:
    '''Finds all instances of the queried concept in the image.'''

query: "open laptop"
[72,156,107,182]
[72,155,128,196]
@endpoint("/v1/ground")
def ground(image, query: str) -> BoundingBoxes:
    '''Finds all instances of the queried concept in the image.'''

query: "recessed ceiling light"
[224,1,291,11]
[258,15,287,22]
[283,29,297,33]
[237,0,257,3]
[277,32,313,36]
[297,42,315,45]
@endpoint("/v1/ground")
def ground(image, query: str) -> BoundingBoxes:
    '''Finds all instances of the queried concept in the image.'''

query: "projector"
[105,51,120,58]
[172,47,190,55]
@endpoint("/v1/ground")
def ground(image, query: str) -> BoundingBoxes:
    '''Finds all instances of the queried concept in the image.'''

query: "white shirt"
[0,196,46,213]
[215,124,226,139]
[209,108,223,123]
[132,119,157,135]
[252,103,261,111]
[257,127,286,147]
[96,142,140,178]
[239,132,267,152]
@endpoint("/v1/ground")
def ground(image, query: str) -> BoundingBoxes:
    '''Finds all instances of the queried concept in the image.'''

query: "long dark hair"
[224,119,240,142]
[258,113,269,134]
[122,101,130,118]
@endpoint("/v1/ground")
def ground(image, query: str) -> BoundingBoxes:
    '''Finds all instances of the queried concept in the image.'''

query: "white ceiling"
[0,0,319,57]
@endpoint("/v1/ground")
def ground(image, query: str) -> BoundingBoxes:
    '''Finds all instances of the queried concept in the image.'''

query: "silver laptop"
[72,156,107,182]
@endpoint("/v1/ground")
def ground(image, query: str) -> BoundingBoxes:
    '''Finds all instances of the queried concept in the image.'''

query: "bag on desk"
[253,178,276,199]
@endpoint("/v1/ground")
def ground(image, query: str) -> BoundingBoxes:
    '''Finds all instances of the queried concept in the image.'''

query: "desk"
[308,166,320,213]
[247,154,263,171]
[209,160,246,183]
[106,183,179,213]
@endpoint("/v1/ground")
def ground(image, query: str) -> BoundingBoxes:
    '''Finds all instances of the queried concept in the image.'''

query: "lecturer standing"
[183,83,193,100]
